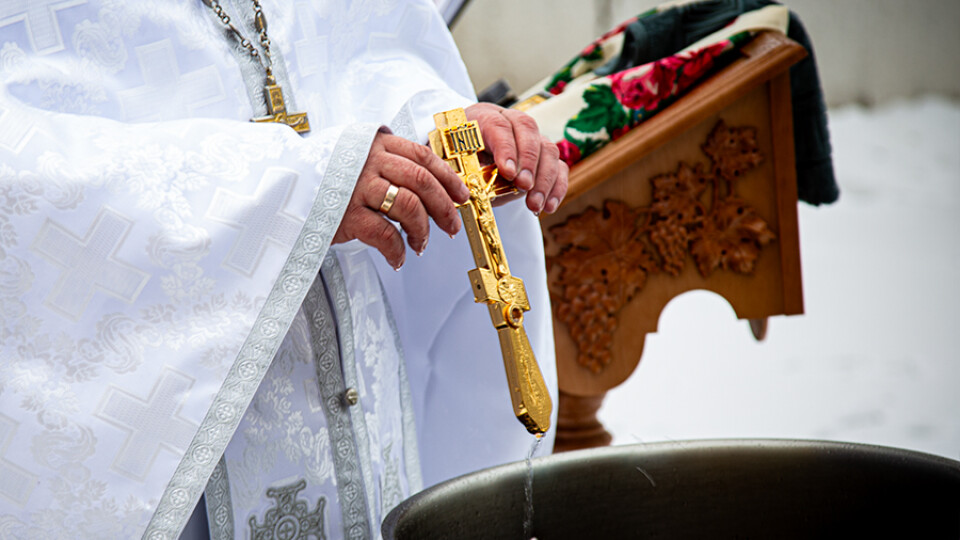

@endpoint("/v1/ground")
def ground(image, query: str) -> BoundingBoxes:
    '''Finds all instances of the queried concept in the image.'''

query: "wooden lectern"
[540,32,808,452]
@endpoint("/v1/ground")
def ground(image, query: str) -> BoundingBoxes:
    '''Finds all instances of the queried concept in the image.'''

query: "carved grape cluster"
[548,121,776,373]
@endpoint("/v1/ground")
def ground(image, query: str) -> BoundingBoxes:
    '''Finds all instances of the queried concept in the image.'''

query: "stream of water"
[523,434,544,540]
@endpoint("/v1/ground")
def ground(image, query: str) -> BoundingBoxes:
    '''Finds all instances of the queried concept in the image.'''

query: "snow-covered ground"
[598,96,960,461]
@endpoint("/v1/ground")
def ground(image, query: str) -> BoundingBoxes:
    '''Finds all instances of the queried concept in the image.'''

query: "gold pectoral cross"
[252,75,310,134]
[429,108,553,435]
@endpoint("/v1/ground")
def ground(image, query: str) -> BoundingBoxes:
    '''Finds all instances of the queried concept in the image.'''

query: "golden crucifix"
[252,73,310,134]
[429,108,553,435]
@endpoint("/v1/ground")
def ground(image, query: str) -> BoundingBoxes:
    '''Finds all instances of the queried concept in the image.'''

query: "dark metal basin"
[383,439,960,539]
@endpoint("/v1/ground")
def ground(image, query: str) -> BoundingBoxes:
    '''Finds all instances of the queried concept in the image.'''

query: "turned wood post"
[555,391,612,452]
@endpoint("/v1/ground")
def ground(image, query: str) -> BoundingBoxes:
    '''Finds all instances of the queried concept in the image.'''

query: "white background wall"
[451,0,960,107]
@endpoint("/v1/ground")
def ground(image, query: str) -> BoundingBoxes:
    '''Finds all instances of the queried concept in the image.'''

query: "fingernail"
[504,159,517,177]
[449,233,456,239]
[545,197,559,214]
[518,170,534,190]
[417,238,428,256]
[529,192,545,213]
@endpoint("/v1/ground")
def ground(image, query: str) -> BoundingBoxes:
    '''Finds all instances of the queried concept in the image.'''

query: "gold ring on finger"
[379,184,399,214]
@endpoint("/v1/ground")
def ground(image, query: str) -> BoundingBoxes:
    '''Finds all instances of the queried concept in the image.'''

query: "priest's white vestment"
[0,1,557,538]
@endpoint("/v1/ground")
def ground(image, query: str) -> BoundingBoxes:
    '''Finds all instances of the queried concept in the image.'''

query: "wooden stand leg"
[749,318,769,341]
[554,390,612,453]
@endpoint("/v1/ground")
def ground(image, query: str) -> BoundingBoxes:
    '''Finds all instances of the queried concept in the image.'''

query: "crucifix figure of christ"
[429,108,553,435]
[252,72,310,134]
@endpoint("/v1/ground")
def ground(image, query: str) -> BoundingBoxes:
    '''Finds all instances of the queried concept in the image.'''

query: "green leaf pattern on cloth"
[558,35,747,166]
[565,85,629,144]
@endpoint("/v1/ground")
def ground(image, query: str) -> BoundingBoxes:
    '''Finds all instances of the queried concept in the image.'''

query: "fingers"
[525,136,567,214]
[544,159,570,214]
[465,103,568,214]
[336,205,406,269]
[368,181,430,253]
[466,104,543,193]
[358,132,468,260]
[378,132,467,242]
[381,134,469,204]
[338,129,463,268]
[500,109,542,192]
[334,178,432,270]
[376,150,463,238]
[466,103,521,184]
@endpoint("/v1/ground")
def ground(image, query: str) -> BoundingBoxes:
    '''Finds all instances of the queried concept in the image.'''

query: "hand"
[465,103,568,214]
[333,129,469,269]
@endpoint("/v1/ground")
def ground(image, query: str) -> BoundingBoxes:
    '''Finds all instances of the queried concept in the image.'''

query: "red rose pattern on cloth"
[560,36,747,167]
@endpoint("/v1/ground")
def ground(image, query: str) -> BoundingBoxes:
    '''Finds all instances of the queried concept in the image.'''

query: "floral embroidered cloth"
[555,36,745,165]
[519,5,789,168]
[520,1,838,205]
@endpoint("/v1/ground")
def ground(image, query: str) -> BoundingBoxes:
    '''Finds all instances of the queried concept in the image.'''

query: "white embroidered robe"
[0,1,557,538]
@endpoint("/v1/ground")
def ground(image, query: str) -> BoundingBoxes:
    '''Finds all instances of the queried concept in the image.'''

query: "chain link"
[204,0,269,71]
[252,1,272,65]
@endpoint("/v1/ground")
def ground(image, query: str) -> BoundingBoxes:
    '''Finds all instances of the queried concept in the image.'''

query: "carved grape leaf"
[701,121,763,182]
[549,200,657,372]
[688,198,776,276]
[551,200,655,294]
[650,162,709,217]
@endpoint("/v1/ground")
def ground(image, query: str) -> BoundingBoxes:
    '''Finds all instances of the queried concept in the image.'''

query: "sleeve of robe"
[0,1,479,537]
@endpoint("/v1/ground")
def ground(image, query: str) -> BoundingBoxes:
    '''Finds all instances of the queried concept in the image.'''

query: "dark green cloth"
[597,0,838,206]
